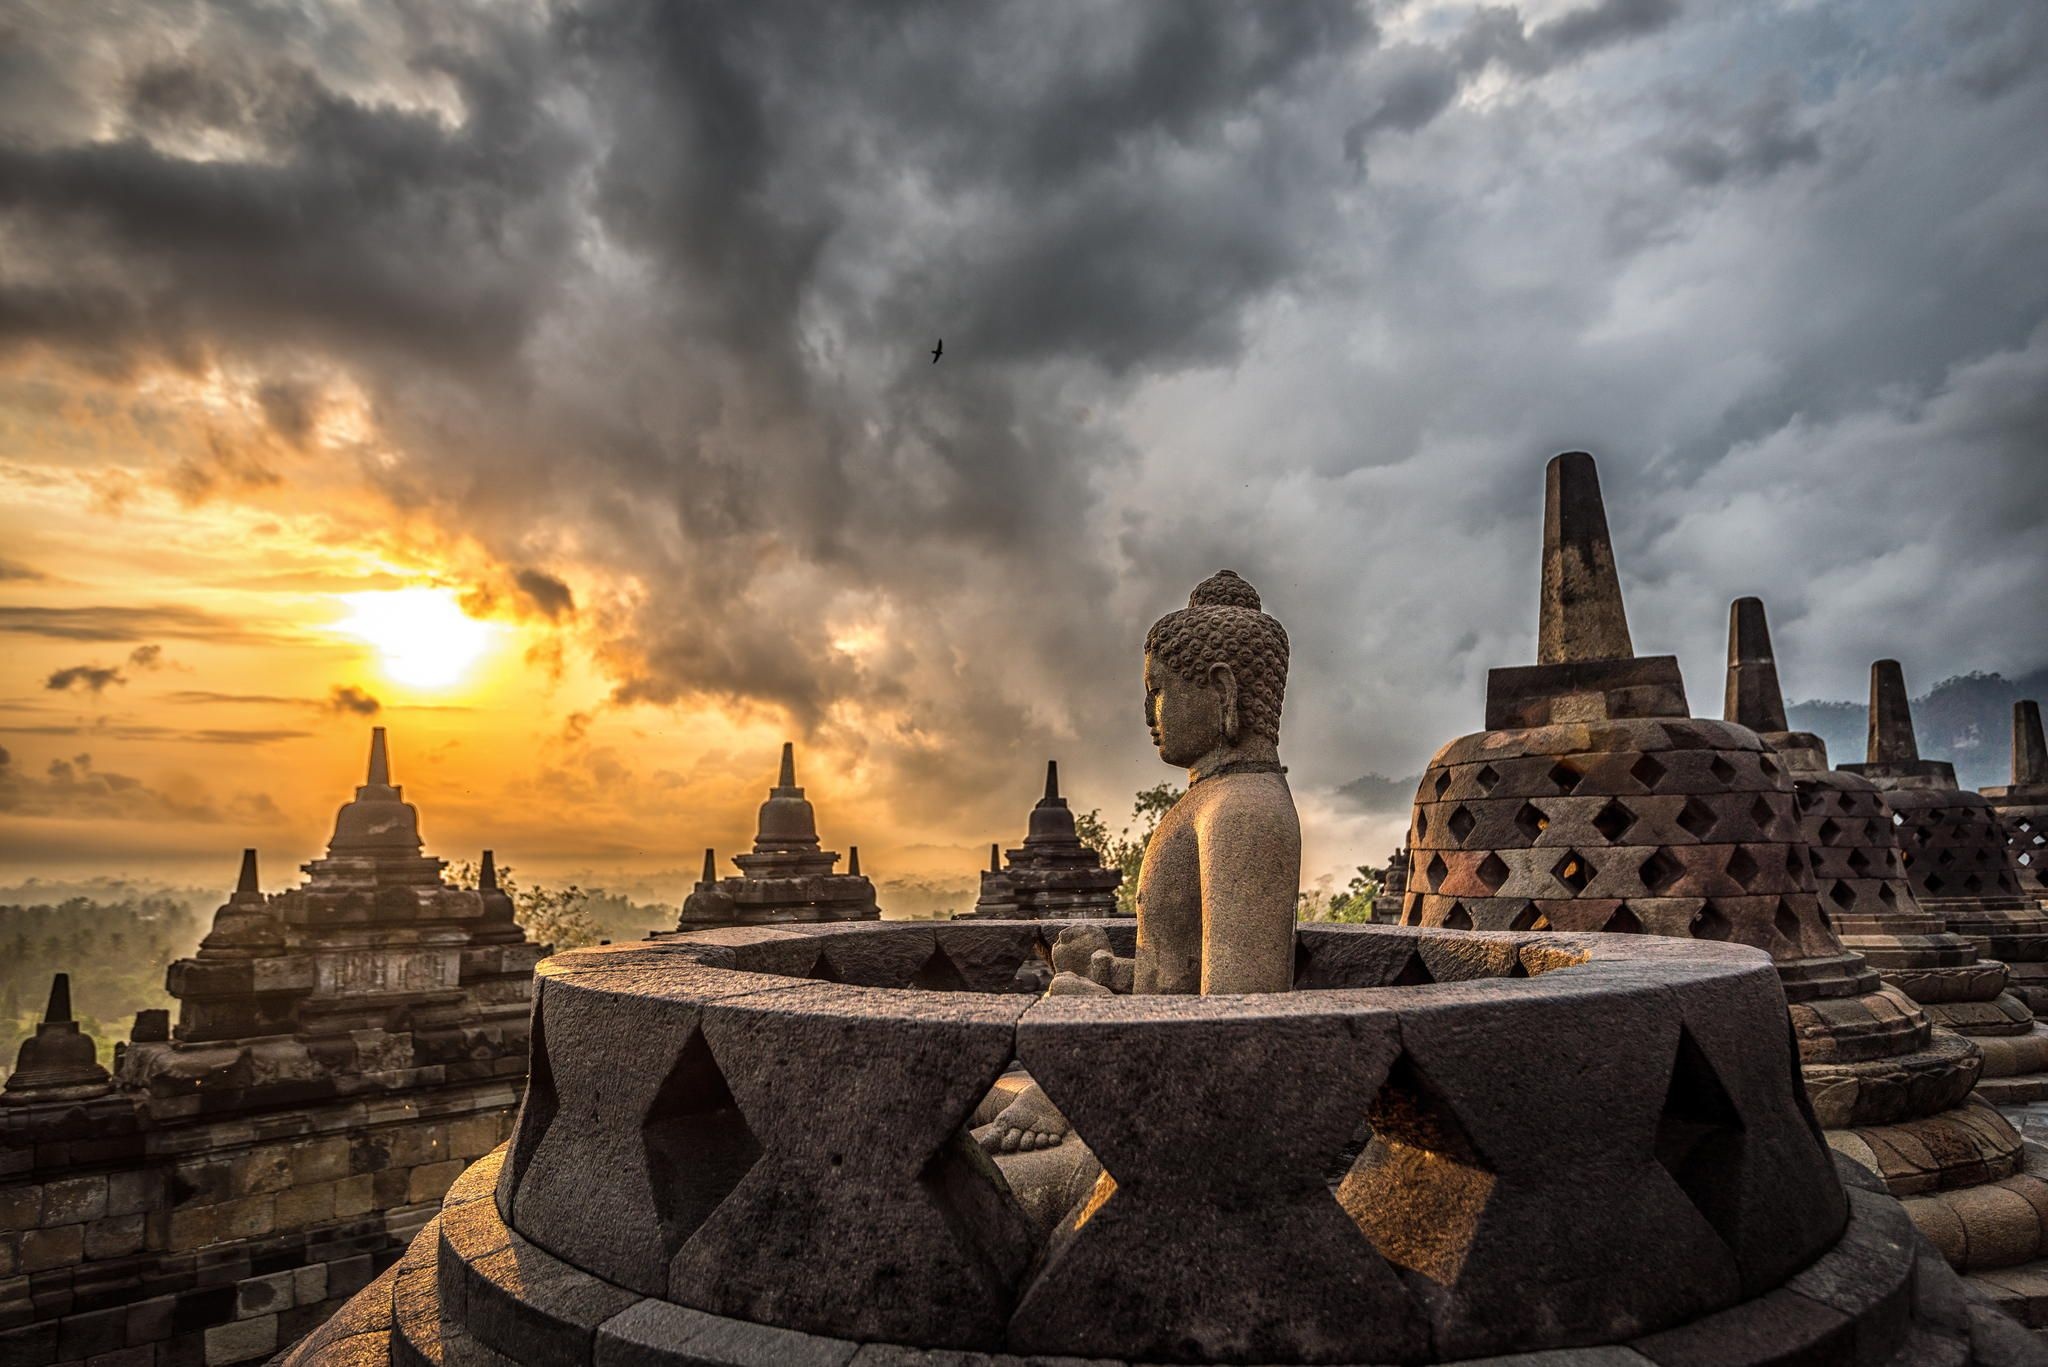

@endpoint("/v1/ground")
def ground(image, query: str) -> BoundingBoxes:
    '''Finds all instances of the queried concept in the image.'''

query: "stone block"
[58,1304,130,1360]
[0,1321,59,1367]
[332,1174,377,1218]
[447,1115,501,1160]
[229,1146,294,1198]
[0,1232,15,1277]
[370,1168,410,1209]
[326,1253,376,1301]
[295,1137,352,1185]
[104,1172,153,1220]
[236,1270,296,1319]
[203,1312,277,1365]
[274,1182,336,1232]
[0,1186,40,1232]
[595,1297,859,1367]
[167,1204,224,1253]
[125,1294,175,1347]
[219,1195,275,1242]
[19,1223,84,1272]
[86,1346,153,1367]
[40,1175,108,1226]
[406,1160,464,1205]
[83,1215,146,1260]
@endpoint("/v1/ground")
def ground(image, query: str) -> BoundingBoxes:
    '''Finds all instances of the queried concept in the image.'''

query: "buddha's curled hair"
[1145,570,1289,743]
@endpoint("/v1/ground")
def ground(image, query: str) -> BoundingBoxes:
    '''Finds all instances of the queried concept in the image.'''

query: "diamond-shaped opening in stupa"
[1448,806,1477,844]
[1725,847,1761,891]
[1758,755,1780,779]
[1654,1026,1747,1253]
[1514,802,1549,841]
[1631,754,1667,790]
[646,1028,763,1262]
[1475,853,1510,894]
[1692,901,1735,941]
[1592,798,1636,844]
[1828,880,1856,911]
[1414,809,1430,841]
[1816,817,1842,845]
[908,946,973,992]
[1708,755,1738,787]
[1772,900,1803,950]
[1434,770,1453,799]
[1604,905,1643,933]
[1548,761,1584,794]
[1443,902,1473,930]
[1640,848,1683,896]
[1508,903,1548,932]
[1846,848,1870,874]
[1551,851,1593,894]
[1677,797,1720,840]
[1749,796,1775,831]
[1475,765,1501,794]
[1425,853,1450,891]
[1337,1051,1497,1288]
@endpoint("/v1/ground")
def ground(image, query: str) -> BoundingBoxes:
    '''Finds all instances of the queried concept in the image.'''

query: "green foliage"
[0,889,211,1080]
[447,860,606,952]
[1297,864,1384,924]
[1074,782,1183,916]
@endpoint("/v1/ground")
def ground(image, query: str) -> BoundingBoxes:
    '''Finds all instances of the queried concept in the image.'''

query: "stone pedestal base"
[281,1147,2048,1367]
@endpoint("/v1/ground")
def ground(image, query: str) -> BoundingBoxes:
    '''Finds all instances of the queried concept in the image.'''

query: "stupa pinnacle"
[675,742,879,928]
[965,760,1122,919]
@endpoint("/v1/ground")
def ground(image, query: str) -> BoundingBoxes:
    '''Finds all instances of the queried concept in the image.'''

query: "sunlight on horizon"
[334,587,499,689]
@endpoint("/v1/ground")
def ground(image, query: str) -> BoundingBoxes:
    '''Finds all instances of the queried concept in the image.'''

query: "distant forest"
[1340,667,2048,814]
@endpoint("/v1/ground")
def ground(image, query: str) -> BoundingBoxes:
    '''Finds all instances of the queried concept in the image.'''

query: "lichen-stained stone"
[1008,990,1423,1364]
[929,923,1044,991]
[666,983,1034,1349]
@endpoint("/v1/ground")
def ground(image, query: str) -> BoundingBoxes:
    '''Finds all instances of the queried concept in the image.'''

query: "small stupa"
[676,742,880,929]
[2,974,112,1104]
[1372,847,1408,923]
[964,761,1122,919]
[166,850,307,1041]
[1843,663,2048,1016]
[1984,700,2048,904]
[1724,597,2048,1306]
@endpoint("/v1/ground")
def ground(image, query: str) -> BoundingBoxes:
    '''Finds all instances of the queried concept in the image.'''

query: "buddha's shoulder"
[1183,772,1298,831]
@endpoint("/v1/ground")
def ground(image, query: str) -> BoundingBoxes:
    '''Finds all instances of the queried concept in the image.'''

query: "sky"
[1,0,2044,910]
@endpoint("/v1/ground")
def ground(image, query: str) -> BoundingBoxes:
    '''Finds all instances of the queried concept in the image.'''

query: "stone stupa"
[1724,597,2048,1307]
[676,742,880,928]
[1984,701,2048,905]
[1,974,112,1105]
[1399,454,1962,1134]
[964,761,1122,919]
[1844,664,2048,1023]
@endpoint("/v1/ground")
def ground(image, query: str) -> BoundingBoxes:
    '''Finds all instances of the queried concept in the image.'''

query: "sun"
[334,587,497,689]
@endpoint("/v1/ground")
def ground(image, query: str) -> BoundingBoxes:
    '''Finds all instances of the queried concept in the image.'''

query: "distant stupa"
[963,761,1122,919]
[676,742,881,929]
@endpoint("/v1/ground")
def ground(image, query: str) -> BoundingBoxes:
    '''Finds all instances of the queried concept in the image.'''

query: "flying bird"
[931,339,943,364]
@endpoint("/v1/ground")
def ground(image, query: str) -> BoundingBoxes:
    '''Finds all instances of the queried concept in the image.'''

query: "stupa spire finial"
[236,848,260,896]
[480,849,499,891]
[367,726,391,786]
[990,843,1001,872]
[1043,760,1060,802]
[701,848,716,884]
[778,741,796,790]
[1867,660,1920,765]
[1724,597,1789,734]
[44,973,73,1025]
[1537,452,1634,665]
[2016,701,2047,786]
[847,846,861,876]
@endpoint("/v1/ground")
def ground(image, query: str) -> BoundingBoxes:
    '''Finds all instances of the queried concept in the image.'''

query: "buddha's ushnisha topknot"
[1189,568,1261,612]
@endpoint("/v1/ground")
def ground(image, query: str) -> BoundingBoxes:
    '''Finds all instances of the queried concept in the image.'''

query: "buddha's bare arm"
[1196,787,1300,994]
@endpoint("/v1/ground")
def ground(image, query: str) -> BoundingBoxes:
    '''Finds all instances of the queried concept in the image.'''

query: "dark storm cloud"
[0,0,2043,860]
[46,664,125,695]
[513,569,575,620]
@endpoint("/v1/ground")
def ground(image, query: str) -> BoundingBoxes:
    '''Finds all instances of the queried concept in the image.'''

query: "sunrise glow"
[334,588,497,689]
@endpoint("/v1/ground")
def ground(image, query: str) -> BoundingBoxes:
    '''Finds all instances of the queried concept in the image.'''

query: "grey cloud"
[1658,84,1823,188]
[127,643,164,669]
[514,569,575,620]
[0,559,44,581]
[46,664,125,694]
[0,604,290,643]
[0,749,285,822]
[327,685,381,716]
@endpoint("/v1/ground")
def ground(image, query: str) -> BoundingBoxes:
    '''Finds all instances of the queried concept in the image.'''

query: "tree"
[446,860,604,952]
[1296,864,1383,924]
[1074,782,1184,917]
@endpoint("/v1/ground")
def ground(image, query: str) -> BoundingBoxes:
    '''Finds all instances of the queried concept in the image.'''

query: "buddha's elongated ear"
[1209,661,1240,745]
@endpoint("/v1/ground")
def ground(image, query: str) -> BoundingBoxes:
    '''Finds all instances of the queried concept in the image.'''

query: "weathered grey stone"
[595,1298,858,1367]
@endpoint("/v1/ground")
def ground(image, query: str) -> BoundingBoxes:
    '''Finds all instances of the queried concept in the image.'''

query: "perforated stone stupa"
[1725,597,2048,1314]
[675,742,879,929]
[964,761,1122,918]
[1985,701,2048,904]
[1844,663,2048,1021]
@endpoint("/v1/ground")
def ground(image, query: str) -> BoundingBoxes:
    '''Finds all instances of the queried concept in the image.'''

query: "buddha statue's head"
[1143,569,1288,767]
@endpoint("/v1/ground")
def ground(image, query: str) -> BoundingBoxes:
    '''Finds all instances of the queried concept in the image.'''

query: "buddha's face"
[1145,652,1224,768]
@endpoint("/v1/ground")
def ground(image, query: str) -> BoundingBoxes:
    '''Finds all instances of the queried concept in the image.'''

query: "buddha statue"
[978,570,1300,1161]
